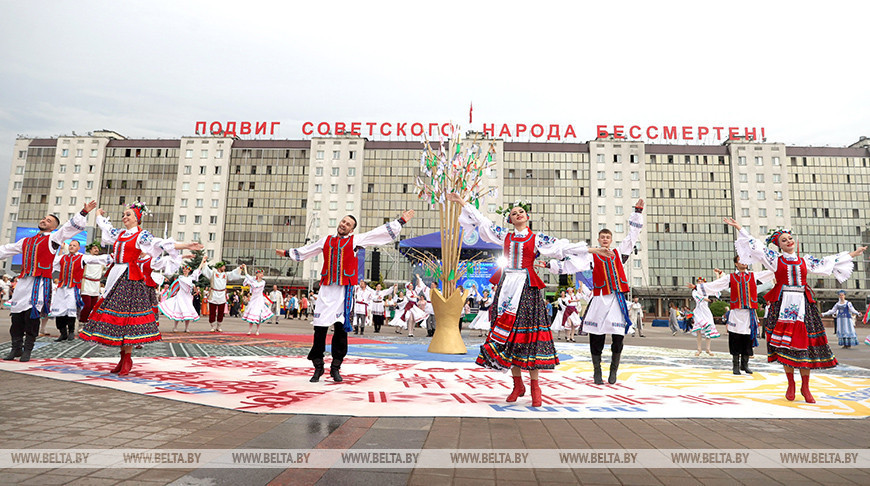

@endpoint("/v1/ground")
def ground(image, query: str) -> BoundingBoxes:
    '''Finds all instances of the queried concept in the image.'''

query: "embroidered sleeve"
[616,211,644,257]
[535,232,589,259]
[735,228,778,271]
[699,274,729,296]
[0,238,25,260]
[355,221,404,248]
[285,236,325,261]
[546,254,592,275]
[805,252,854,282]
[96,215,120,246]
[458,204,508,244]
[50,212,89,251]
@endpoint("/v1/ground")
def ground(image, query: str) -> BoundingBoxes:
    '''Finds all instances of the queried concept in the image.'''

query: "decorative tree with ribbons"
[415,124,497,354]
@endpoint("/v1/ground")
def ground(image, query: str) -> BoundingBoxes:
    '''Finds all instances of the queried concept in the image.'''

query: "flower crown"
[495,200,532,220]
[127,201,151,217]
[765,227,792,247]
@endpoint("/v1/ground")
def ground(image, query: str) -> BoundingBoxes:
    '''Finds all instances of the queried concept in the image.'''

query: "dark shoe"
[740,355,753,374]
[310,358,325,383]
[3,346,22,361]
[55,335,67,342]
[608,352,621,384]
[330,359,343,382]
[732,356,741,375]
[592,354,604,385]
[19,344,34,363]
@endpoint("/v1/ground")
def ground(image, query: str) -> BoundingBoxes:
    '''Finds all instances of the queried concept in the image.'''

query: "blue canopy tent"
[397,231,501,262]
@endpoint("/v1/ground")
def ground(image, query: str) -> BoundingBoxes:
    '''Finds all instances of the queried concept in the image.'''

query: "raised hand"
[97,208,106,217]
[590,247,615,259]
[401,209,416,222]
[83,200,98,213]
[723,217,742,231]
[275,249,286,256]
[850,246,867,258]
[445,193,464,206]
[634,198,644,210]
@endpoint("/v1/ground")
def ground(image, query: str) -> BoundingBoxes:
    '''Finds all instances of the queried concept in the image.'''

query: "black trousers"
[56,316,76,337]
[10,311,40,347]
[372,314,385,332]
[589,333,625,356]
[728,332,754,357]
[307,322,348,362]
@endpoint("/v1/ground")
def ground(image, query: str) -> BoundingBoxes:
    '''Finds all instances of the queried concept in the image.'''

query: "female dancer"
[688,277,720,356]
[240,266,272,335]
[727,218,865,403]
[821,290,861,348]
[448,193,599,407]
[158,264,202,332]
[468,289,494,337]
[79,203,201,375]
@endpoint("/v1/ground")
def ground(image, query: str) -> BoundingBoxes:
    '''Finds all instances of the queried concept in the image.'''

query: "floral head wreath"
[696,277,706,283]
[85,241,102,252]
[765,227,792,247]
[213,261,228,268]
[495,200,532,223]
[127,201,151,223]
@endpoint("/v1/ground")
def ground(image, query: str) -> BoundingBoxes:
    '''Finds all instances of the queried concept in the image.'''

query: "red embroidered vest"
[136,255,157,288]
[113,228,144,281]
[488,232,545,289]
[58,253,85,288]
[765,255,814,304]
[592,250,629,296]
[729,272,758,309]
[320,235,358,286]
[19,233,54,279]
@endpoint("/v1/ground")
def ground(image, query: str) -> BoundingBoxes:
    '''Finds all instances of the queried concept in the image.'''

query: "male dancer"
[1,201,96,361]
[199,258,243,332]
[548,199,644,384]
[277,210,414,382]
[353,280,373,335]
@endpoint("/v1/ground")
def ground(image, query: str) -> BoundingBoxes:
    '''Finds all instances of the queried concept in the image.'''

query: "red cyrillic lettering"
[380,123,392,136]
[209,121,222,134]
[547,124,561,140]
[350,122,361,136]
[441,123,452,137]
[713,127,724,139]
[428,123,439,136]
[744,127,756,140]
[516,124,527,136]
[596,125,609,138]
[241,121,253,135]
[482,124,494,137]
[255,122,268,135]
[499,124,512,137]
[195,121,207,134]
[613,125,625,139]
[663,126,677,139]
[270,122,280,135]
[335,122,346,135]
[629,125,641,138]
[396,123,407,136]
[317,122,330,136]
[366,122,377,136]
[531,124,544,137]
[411,123,424,136]
[223,122,237,137]
[698,126,709,138]
[728,127,739,140]
[761,127,766,140]
[682,126,693,140]
[646,126,658,140]
[564,124,577,138]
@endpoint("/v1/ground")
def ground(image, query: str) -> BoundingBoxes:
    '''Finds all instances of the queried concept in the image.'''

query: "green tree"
[709,300,729,317]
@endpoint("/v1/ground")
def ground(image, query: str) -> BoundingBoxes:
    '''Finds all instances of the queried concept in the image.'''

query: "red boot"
[118,351,133,376]
[110,350,124,374]
[530,379,542,407]
[785,370,796,401]
[800,374,815,403]
[506,376,525,402]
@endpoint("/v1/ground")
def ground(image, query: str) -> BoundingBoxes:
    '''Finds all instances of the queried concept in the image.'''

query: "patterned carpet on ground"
[1,334,869,419]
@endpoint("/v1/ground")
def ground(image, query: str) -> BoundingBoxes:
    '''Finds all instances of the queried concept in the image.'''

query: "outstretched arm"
[277,236,326,262]
[354,210,415,248]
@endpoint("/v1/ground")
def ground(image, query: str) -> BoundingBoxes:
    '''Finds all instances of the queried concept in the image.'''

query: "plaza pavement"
[1,310,869,485]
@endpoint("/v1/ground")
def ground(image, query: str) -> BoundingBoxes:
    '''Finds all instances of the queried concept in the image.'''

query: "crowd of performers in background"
[2,198,870,407]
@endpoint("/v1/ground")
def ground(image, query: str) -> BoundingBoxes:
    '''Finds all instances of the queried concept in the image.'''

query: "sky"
[1,0,869,215]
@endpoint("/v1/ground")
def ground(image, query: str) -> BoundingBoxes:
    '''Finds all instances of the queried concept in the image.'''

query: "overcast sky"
[2,0,869,215]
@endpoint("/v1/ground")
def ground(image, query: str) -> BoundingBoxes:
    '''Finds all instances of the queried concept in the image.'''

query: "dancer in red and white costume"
[78,242,107,334]
[199,258,243,331]
[726,218,866,402]
[158,263,202,332]
[240,266,271,335]
[79,203,202,375]
[50,241,112,341]
[369,283,396,333]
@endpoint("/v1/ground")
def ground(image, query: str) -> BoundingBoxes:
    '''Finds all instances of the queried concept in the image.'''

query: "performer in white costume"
[200,258,243,332]
[240,266,271,335]
[158,264,202,332]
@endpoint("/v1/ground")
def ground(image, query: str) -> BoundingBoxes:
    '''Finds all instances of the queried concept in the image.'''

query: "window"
[329,218,337,227]
[613,171,622,181]
[630,171,639,181]
[198,150,206,159]
[15,166,24,175]
[313,201,321,210]
[246,198,254,208]
[349,150,356,160]
[211,199,219,208]
[193,232,200,241]
[740,191,749,200]
[489,168,497,178]
[194,215,202,224]
[739,173,748,183]
[118,196,125,205]
[366,183,374,193]
[11,197,19,206]
[756,174,764,183]
[759,208,767,218]
[214,166,221,175]
[315,184,322,193]
[597,171,605,180]
[329,201,338,210]
[197,182,205,191]
[755,156,763,166]
[185,149,193,159]
[57,180,64,189]
[250,166,257,175]
[597,205,606,215]
[667,155,674,164]
[182,182,190,191]
[649,155,657,163]
[346,201,354,210]
[757,191,766,200]
[525,169,533,179]
[195,198,203,208]
[179,215,187,224]
[13,181,21,190]
[759,225,768,234]
[330,184,337,193]
[615,206,623,215]
[208,232,215,242]
[331,167,339,177]
[177,232,185,240]
[776,208,783,217]
[774,191,782,200]
[613,154,622,163]
[216,150,223,158]
[615,223,624,233]
[668,188,675,198]
[630,154,639,164]
[315,167,324,176]
[741,208,750,217]
[316,150,324,160]
[508,169,515,178]
[347,184,354,193]
[198,165,206,175]
[207,250,214,258]
[9,213,17,222]
[180,198,188,207]
[74,164,81,173]
[684,155,691,164]
[86,181,93,190]
[18,150,25,158]
[631,189,639,198]
[213,183,220,192]
[772,156,780,166]
[598,188,605,197]
[55,196,62,205]
[488,204,497,213]
[183,165,191,175]
[738,156,746,165]
[333,150,340,160]
[596,154,605,163]
[71,181,78,189]
[61,149,69,157]
[773,174,781,183]
[348,167,356,177]
[59,165,66,173]
[614,188,622,198]
[210,215,217,224]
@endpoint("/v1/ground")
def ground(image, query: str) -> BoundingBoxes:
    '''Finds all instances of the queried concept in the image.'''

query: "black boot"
[67,322,76,341]
[359,326,364,335]
[740,355,753,374]
[310,358,325,383]
[330,359,343,382]
[56,327,68,342]
[353,326,359,335]
[732,355,741,375]
[20,342,34,363]
[592,354,604,385]
[3,338,23,360]
[608,352,621,384]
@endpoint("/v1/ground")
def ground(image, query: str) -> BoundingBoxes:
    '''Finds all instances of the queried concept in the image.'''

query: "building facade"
[4,132,869,315]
